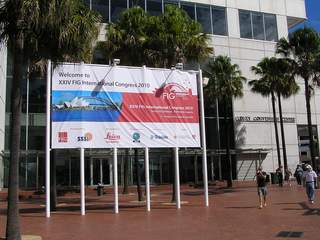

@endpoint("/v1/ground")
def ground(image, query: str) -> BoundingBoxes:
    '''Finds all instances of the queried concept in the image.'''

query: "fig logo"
[154,82,192,100]
[105,132,120,142]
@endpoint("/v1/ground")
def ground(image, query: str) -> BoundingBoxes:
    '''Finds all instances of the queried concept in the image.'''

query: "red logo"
[104,132,120,142]
[58,132,68,143]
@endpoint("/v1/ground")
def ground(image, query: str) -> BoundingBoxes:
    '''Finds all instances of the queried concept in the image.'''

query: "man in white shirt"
[302,165,318,204]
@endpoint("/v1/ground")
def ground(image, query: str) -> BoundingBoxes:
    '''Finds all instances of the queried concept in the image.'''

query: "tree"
[97,6,149,66]
[145,5,213,68]
[122,149,129,194]
[204,56,246,188]
[0,1,100,239]
[250,57,299,171]
[276,28,320,170]
[97,5,213,68]
[134,149,143,201]
[276,72,299,172]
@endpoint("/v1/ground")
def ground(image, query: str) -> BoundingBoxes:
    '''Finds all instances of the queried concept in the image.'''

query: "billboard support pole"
[80,148,85,215]
[113,148,119,213]
[145,147,151,211]
[45,60,51,218]
[198,69,209,207]
[174,147,181,209]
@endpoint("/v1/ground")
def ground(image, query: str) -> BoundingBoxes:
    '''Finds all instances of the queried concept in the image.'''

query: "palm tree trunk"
[277,92,288,171]
[134,149,143,201]
[271,92,282,168]
[224,99,232,188]
[304,79,317,170]
[122,149,129,194]
[50,150,57,211]
[6,37,24,240]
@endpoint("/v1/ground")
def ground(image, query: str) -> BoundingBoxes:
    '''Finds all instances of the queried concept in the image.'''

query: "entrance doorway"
[89,158,112,186]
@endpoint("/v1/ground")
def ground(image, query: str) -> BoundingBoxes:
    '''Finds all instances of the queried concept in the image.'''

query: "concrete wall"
[187,0,306,19]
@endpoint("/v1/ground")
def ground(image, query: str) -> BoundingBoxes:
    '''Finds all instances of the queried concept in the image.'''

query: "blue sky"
[303,0,320,31]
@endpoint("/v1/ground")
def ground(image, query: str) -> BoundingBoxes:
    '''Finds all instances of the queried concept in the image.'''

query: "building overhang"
[287,16,306,29]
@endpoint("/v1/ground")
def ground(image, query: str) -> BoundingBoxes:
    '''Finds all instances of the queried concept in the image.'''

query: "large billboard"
[51,63,201,149]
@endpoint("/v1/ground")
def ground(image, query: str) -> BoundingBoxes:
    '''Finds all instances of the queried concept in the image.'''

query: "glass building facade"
[86,0,229,36]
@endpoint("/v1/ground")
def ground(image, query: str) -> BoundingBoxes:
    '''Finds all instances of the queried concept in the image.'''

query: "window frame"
[239,9,278,42]
[195,3,213,34]
[211,6,228,36]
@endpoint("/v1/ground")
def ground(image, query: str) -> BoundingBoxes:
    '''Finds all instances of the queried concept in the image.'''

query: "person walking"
[294,164,303,185]
[276,166,283,187]
[285,168,293,186]
[256,167,268,209]
[302,165,318,204]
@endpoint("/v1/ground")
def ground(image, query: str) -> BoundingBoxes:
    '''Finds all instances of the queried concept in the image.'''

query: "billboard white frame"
[45,61,208,217]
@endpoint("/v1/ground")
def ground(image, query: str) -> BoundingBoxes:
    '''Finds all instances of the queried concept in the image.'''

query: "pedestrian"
[302,165,318,204]
[276,166,283,187]
[294,164,303,185]
[256,167,268,209]
[285,168,292,186]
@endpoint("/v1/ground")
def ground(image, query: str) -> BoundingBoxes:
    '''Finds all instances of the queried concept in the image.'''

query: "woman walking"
[302,165,318,204]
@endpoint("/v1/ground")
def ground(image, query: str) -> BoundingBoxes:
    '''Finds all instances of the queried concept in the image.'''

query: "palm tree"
[276,28,320,170]
[276,73,299,172]
[100,6,149,66]
[250,57,299,171]
[146,5,213,68]
[250,58,285,169]
[0,1,100,239]
[204,56,246,188]
[97,5,213,67]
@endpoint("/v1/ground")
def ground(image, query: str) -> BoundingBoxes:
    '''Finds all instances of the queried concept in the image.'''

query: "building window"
[239,10,278,41]
[146,0,162,16]
[196,4,212,34]
[264,13,278,41]
[84,0,91,8]
[164,0,179,10]
[239,10,252,39]
[92,0,110,22]
[180,1,195,20]
[252,12,264,40]
[130,0,146,10]
[111,0,128,22]
[212,6,227,36]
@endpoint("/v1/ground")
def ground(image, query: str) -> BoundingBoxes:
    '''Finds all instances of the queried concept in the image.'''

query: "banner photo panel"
[51,63,201,148]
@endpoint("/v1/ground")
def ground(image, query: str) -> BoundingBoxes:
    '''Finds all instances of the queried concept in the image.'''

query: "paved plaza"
[0,182,319,240]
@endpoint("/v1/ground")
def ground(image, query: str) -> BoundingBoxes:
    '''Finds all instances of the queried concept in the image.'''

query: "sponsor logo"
[154,82,192,100]
[77,132,93,142]
[150,134,169,140]
[58,132,68,143]
[132,132,141,143]
[104,132,121,143]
